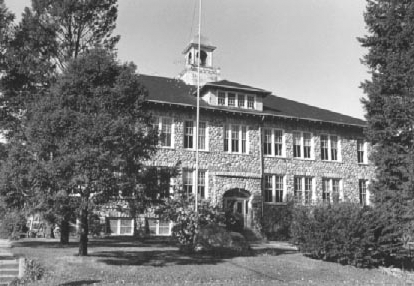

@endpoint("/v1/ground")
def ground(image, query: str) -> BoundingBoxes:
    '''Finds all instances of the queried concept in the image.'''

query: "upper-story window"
[153,117,174,148]
[293,131,313,159]
[184,121,208,151]
[224,124,248,154]
[216,91,256,110]
[263,129,284,157]
[357,139,367,164]
[320,135,340,161]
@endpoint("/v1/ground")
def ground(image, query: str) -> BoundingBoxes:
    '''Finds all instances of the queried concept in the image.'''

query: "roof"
[202,80,271,95]
[138,74,365,127]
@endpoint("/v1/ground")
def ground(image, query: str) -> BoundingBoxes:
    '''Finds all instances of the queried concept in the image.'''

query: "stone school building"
[102,36,375,236]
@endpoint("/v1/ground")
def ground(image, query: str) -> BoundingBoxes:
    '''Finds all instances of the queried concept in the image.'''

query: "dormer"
[180,34,220,85]
[199,80,271,112]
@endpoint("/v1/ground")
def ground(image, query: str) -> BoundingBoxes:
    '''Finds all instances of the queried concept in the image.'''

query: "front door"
[223,188,250,229]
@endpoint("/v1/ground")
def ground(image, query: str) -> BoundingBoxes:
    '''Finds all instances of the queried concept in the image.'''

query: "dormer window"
[218,92,225,106]
[216,91,256,110]
[228,93,236,107]
[247,96,255,109]
[238,94,245,107]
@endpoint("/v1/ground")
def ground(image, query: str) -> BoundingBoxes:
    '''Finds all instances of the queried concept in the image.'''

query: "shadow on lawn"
[58,280,101,286]
[91,249,225,266]
[90,246,297,267]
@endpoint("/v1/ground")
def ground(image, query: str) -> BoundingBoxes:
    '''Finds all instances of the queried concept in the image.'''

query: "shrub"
[261,199,294,240]
[158,198,225,251]
[10,259,45,286]
[0,211,28,239]
[291,203,381,267]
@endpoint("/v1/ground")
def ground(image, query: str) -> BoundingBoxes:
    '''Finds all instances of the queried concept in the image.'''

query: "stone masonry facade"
[144,104,375,231]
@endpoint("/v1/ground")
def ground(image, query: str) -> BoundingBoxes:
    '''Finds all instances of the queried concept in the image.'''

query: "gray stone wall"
[145,106,375,228]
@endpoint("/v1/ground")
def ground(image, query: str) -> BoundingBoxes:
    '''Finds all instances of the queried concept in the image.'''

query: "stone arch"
[222,188,252,229]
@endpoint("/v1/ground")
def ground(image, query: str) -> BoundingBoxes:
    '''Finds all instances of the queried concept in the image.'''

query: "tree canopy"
[19,49,156,255]
[359,0,414,255]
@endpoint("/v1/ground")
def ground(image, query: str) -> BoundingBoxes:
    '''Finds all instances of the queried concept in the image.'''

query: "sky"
[5,0,370,119]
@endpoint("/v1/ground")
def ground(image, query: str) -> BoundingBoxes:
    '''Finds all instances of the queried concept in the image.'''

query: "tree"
[359,0,414,259]
[0,0,121,244]
[23,49,156,256]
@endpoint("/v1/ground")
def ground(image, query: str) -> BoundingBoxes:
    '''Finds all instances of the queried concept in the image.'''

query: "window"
[322,178,341,204]
[247,96,255,109]
[142,167,175,200]
[228,93,236,107]
[108,218,134,235]
[264,175,284,203]
[182,170,208,200]
[183,121,208,150]
[224,124,249,154]
[357,139,367,164]
[184,121,193,149]
[147,219,173,236]
[321,135,340,161]
[294,176,313,204]
[218,92,225,106]
[263,129,284,156]
[238,94,245,107]
[359,179,369,206]
[153,117,174,148]
[293,132,312,159]
[216,91,256,110]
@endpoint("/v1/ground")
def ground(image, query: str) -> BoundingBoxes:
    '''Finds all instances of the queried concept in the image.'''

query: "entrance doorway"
[223,188,250,229]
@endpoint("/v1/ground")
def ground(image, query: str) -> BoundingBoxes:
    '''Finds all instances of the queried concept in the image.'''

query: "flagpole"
[195,0,202,212]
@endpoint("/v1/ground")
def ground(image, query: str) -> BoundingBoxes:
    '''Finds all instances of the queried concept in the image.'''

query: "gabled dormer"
[199,80,271,112]
[179,34,220,86]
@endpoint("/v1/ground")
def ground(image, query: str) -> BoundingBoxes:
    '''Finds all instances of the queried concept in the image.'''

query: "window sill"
[293,157,315,161]
[264,155,286,158]
[183,148,210,152]
[358,162,369,166]
[264,202,287,206]
[321,159,343,163]
[158,146,175,149]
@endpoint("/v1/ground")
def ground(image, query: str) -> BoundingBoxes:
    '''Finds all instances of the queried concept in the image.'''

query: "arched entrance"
[223,188,250,229]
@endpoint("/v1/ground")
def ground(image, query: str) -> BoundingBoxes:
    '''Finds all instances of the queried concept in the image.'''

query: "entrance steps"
[0,259,20,285]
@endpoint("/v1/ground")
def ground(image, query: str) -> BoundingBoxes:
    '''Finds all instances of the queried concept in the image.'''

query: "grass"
[10,237,408,285]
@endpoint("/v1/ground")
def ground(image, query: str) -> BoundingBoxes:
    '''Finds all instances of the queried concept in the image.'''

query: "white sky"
[6,0,370,119]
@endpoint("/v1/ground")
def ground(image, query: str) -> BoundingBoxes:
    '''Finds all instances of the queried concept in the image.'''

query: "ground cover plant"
[10,237,406,285]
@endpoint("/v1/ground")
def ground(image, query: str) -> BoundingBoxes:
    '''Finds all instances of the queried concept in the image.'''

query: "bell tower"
[179,34,220,85]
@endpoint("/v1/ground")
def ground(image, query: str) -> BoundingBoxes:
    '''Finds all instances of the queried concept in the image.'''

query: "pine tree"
[359,0,414,259]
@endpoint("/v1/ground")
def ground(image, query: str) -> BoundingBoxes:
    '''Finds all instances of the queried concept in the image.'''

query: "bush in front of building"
[261,199,294,241]
[291,203,382,267]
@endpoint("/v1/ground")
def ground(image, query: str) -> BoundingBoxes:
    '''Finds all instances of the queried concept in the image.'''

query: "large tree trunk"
[60,219,69,244]
[78,196,88,256]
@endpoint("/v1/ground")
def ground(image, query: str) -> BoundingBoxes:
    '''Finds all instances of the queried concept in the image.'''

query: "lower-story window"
[322,178,341,204]
[108,218,134,235]
[264,174,284,203]
[359,179,369,206]
[147,219,173,236]
[182,169,208,200]
[294,176,313,205]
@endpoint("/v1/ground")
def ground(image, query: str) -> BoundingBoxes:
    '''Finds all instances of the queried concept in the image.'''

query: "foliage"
[9,259,45,286]
[0,0,122,246]
[6,49,157,255]
[159,198,225,250]
[291,203,382,268]
[359,0,414,261]
[261,199,294,240]
[0,210,28,239]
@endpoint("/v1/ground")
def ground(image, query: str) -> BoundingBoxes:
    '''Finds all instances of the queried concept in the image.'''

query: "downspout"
[259,115,265,218]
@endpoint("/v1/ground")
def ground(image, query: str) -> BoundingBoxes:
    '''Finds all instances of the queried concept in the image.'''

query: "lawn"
[11,237,408,285]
